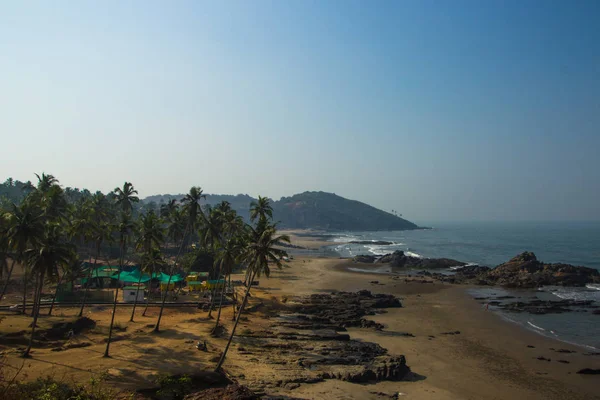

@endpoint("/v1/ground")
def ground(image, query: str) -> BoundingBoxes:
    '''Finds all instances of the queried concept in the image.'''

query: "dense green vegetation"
[0,174,288,368]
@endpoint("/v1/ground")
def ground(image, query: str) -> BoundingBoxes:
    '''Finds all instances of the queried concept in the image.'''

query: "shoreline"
[1,231,598,399]
[262,254,600,399]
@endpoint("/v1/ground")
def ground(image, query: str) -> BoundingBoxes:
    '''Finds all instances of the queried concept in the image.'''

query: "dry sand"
[1,233,599,399]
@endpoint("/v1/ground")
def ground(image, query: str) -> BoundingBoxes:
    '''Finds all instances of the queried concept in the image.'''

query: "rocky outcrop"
[353,255,378,263]
[483,252,599,288]
[430,252,600,288]
[322,355,409,383]
[233,291,411,392]
[352,250,466,269]
[350,241,394,245]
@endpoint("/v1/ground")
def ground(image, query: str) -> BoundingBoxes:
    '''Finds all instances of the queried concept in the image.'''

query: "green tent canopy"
[159,272,183,283]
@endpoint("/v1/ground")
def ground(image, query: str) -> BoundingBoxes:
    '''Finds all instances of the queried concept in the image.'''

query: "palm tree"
[2,203,45,313]
[215,217,289,371]
[48,258,83,316]
[131,247,165,322]
[180,186,205,249]
[78,222,112,317]
[211,236,242,335]
[250,195,273,228]
[160,199,178,220]
[114,182,139,214]
[166,206,186,248]
[116,212,135,268]
[22,226,73,357]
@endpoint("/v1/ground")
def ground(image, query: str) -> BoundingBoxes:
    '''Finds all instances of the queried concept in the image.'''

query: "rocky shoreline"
[228,290,412,394]
[353,251,600,289]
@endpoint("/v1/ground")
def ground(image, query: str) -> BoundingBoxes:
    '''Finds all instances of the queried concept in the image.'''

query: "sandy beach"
[1,232,599,399]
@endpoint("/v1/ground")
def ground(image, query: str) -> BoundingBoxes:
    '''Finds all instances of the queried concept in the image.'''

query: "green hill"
[145,191,419,231]
[272,191,419,231]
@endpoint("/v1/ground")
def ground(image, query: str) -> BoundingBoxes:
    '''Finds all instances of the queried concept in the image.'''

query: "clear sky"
[1,1,599,223]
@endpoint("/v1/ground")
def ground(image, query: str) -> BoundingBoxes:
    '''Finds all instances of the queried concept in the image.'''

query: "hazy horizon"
[2,1,599,222]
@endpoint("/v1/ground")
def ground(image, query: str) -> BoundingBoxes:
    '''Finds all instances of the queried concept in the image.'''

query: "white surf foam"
[405,251,422,258]
[586,284,600,291]
[527,321,545,331]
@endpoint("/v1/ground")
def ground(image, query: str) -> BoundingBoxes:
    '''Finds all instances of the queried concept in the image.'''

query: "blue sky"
[1,1,599,222]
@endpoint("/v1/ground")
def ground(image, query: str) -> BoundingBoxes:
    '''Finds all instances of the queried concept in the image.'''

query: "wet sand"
[258,256,600,399]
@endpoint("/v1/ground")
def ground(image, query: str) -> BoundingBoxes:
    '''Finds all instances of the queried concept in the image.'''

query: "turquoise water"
[324,221,600,350]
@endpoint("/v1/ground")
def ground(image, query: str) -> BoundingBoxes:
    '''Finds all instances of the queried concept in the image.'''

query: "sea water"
[324,221,600,350]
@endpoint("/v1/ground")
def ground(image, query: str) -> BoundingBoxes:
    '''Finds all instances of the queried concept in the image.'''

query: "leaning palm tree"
[113,182,139,214]
[215,221,289,371]
[22,226,73,357]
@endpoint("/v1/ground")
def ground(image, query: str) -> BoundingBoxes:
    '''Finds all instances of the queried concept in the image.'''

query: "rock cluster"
[444,252,600,288]
[233,291,411,392]
[353,250,466,269]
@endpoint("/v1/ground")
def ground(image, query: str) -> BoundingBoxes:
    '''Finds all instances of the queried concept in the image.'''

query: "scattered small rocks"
[557,360,570,364]
[527,345,535,348]
[440,331,461,335]
[536,356,551,362]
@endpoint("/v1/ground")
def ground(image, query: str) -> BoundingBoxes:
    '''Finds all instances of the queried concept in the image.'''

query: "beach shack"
[186,271,210,282]
[187,281,205,292]
[159,272,184,291]
[122,285,145,302]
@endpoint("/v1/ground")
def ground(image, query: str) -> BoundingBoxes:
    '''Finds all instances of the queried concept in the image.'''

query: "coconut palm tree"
[77,222,112,317]
[215,216,289,371]
[166,206,186,248]
[250,195,273,227]
[22,225,74,357]
[160,199,178,220]
[211,235,242,335]
[180,186,205,249]
[48,258,83,316]
[2,203,45,313]
[113,182,139,215]
[131,247,165,322]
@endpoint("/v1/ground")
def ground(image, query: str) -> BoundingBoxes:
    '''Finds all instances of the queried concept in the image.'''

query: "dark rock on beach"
[431,252,599,288]
[232,291,411,391]
[576,368,600,375]
[498,299,597,315]
[350,240,394,245]
[484,252,600,288]
[352,250,466,269]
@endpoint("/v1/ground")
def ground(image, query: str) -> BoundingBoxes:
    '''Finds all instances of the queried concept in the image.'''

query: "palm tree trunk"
[153,223,190,332]
[21,269,28,315]
[129,271,144,322]
[22,270,45,358]
[0,258,17,301]
[214,269,256,371]
[209,259,224,320]
[104,246,124,357]
[212,271,227,334]
[78,248,99,317]
[153,273,173,332]
[47,271,64,316]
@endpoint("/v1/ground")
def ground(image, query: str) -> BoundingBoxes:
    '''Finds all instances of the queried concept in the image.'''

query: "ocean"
[320,221,600,350]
